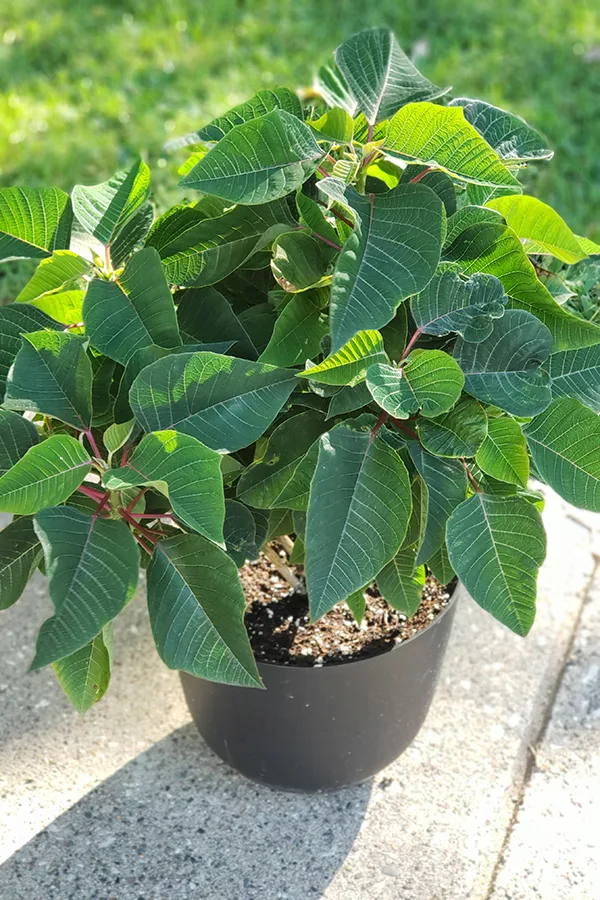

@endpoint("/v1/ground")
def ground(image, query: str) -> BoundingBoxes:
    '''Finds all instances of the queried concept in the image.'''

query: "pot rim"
[250,578,462,673]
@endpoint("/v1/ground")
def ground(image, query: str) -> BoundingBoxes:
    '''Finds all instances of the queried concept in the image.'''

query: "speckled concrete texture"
[0,492,598,900]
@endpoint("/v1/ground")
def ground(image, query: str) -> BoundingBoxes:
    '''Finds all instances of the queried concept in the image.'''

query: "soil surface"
[241,550,453,667]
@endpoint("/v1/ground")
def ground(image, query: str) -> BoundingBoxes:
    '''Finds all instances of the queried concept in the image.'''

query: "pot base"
[181,585,460,792]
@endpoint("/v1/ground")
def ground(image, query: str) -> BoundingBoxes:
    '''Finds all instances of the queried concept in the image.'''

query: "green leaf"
[449,98,553,162]
[380,305,409,362]
[310,107,354,143]
[475,416,529,488]
[327,381,372,418]
[31,508,139,668]
[237,411,325,509]
[169,87,303,147]
[305,420,412,619]
[445,221,600,351]
[16,250,89,303]
[411,269,507,342]
[418,396,488,458]
[147,199,294,287]
[334,28,448,125]
[366,351,464,419]
[177,287,262,359]
[344,588,367,623]
[453,309,552,417]
[147,534,262,687]
[317,179,444,350]
[83,248,181,365]
[104,430,225,544]
[71,160,150,247]
[266,507,294,541]
[426,542,455,585]
[524,398,600,511]
[0,435,91,515]
[0,410,39,475]
[296,191,340,254]
[0,517,42,610]
[258,292,328,367]
[408,444,467,564]
[111,204,154,268]
[21,289,84,326]
[302,330,386,386]
[223,499,261,566]
[271,231,329,292]
[486,195,587,264]
[548,346,600,412]
[130,351,296,453]
[446,493,546,635]
[52,625,113,714]
[315,63,358,116]
[0,187,72,262]
[444,205,504,248]
[383,103,520,188]
[179,110,323,205]
[103,419,136,457]
[377,555,425,616]
[0,304,62,398]
[4,331,93,429]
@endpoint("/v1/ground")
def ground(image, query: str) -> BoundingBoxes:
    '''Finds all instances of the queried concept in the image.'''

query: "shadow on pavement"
[0,722,372,900]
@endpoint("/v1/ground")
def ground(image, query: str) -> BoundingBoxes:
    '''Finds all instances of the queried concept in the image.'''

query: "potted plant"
[1,27,600,792]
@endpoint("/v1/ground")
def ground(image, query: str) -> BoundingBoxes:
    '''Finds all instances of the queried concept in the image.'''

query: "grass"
[0,1,599,267]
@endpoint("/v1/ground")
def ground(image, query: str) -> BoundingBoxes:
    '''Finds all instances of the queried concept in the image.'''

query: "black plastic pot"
[180,583,460,792]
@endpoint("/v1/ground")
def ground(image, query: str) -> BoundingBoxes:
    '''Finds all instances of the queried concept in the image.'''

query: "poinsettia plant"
[1,27,600,713]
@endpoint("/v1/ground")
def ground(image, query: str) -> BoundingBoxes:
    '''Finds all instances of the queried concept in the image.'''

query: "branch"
[264,543,302,590]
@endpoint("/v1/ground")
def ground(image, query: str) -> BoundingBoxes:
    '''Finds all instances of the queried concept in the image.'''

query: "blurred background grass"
[0,0,599,302]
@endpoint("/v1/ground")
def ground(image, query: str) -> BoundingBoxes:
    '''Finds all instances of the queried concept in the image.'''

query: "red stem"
[93,494,110,517]
[317,165,329,178]
[368,411,388,447]
[120,445,130,466]
[409,167,435,184]
[367,123,374,142]
[125,488,146,514]
[462,459,482,493]
[120,509,162,542]
[390,418,420,441]
[315,198,354,229]
[84,429,102,459]
[133,532,154,556]
[400,328,423,362]
[78,484,107,502]
[311,230,342,252]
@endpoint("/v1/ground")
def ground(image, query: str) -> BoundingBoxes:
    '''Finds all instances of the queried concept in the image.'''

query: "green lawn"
[1,0,599,236]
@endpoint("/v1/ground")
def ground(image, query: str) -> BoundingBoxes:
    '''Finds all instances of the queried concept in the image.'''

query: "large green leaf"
[327,381,373,418]
[0,187,72,262]
[52,625,113,714]
[486,195,587,264]
[168,87,303,148]
[377,555,426,616]
[316,63,358,116]
[0,517,42,610]
[258,292,328,367]
[453,309,552,416]
[305,420,412,619]
[129,351,296,453]
[524,398,600,511]
[408,443,467,564]
[4,331,93,429]
[475,416,529,488]
[445,221,600,351]
[177,287,263,360]
[237,411,325,508]
[296,191,341,254]
[446,493,546,635]
[317,179,444,350]
[147,199,294,287]
[223,499,261,566]
[179,110,323,205]
[0,304,62,398]
[425,542,455,585]
[0,410,39,475]
[83,248,181,365]
[103,430,225,545]
[444,206,504,248]
[548,346,600,412]
[382,103,520,188]
[0,435,91,515]
[302,330,386,386]
[71,160,150,247]
[31,508,139,668]
[334,28,448,125]
[18,290,84,326]
[410,269,507,342]
[16,250,89,304]
[366,350,464,419]
[449,98,553,162]
[418,396,488,458]
[271,231,329,292]
[147,534,262,686]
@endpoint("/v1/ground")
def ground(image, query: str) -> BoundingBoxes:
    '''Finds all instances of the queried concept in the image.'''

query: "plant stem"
[390,418,420,441]
[128,512,175,521]
[264,543,302,590]
[367,123,374,142]
[310,230,342,252]
[93,494,110,517]
[400,327,423,361]
[84,429,102,459]
[409,167,435,184]
[316,198,354,229]
[279,535,295,556]
[368,410,388,446]
[462,459,481,492]
[78,484,107,502]
[120,509,162,542]
[133,532,155,556]
[317,165,330,178]
[126,488,146,513]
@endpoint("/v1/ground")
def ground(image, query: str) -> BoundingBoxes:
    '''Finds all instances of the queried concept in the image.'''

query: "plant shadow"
[0,722,372,900]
